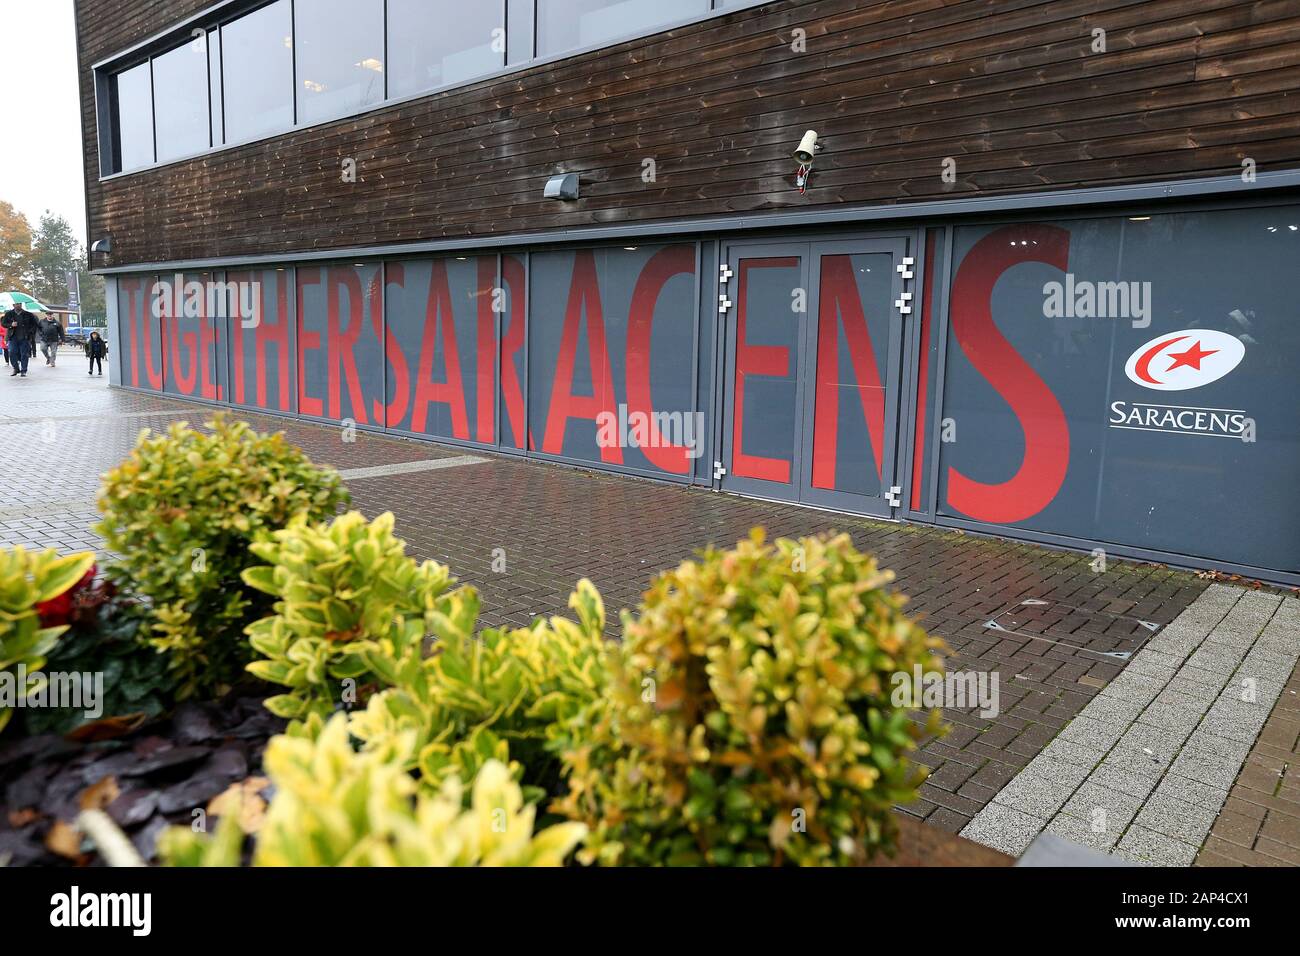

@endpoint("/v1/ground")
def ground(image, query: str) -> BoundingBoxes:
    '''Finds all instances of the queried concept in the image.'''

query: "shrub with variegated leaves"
[244,511,609,801]
[95,416,349,699]
[242,510,463,723]
[415,579,608,795]
[555,530,946,866]
[158,714,586,866]
[0,547,97,734]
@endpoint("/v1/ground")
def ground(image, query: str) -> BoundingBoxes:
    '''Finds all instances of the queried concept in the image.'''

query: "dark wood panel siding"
[77,0,1300,267]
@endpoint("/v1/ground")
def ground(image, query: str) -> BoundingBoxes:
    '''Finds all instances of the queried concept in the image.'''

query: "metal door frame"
[797,236,910,518]
[716,231,917,517]
[717,242,812,502]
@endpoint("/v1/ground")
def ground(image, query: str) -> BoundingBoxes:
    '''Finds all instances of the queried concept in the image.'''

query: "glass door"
[718,247,810,502]
[799,238,909,517]
[719,237,910,517]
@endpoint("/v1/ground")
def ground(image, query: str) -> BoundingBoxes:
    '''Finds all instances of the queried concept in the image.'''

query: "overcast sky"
[0,1,88,245]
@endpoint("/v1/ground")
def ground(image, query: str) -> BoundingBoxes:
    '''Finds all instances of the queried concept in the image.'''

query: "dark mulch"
[0,692,285,866]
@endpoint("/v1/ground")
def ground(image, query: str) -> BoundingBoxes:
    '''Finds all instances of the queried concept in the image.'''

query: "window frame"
[94,0,769,180]
[150,34,216,164]
[218,0,297,145]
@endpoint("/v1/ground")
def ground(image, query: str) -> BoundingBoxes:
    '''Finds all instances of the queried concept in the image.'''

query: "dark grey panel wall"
[226,268,297,413]
[937,204,1300,572]
[296,263,385,425]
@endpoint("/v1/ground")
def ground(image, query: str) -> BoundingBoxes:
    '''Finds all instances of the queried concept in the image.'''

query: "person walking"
[38,314,66,367]
[85,330,108,376]
[0,322,7,366]
[1,301,39,377]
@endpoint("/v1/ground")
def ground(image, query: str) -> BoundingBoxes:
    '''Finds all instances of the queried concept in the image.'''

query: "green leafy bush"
[19,588,171,736]
[159,714,586,867]
[416,579,608,795]
[245,510,610,797]
[0,547,96,734]
[242,510,462,722]
[95,416,349,699]
[555,530,945,866]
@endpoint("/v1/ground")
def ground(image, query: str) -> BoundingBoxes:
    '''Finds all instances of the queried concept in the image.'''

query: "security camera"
[794,131,822,164]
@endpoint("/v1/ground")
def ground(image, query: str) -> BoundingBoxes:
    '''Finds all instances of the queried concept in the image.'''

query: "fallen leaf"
[65,713,148,743]
[45,820,86,861]
[80,776,121,811]
[208,777,270,834]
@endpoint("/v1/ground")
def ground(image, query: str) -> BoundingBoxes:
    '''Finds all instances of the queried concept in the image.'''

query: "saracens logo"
[1123,329,1245,391]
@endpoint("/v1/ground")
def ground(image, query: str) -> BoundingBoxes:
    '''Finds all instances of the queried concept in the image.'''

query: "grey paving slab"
[960,802,1045,857]
[1056,713,1129,750]
[1038,736,1108,770]
[1097,669,1168,707]
[1126,648,1189,677]
[990,757,1091,818]
[1199,697,1273,744]
[964,584,1300,865]
[338,455,490,480]
[1130,792,1220,846]
[1156,674,1224,706]
[1139,698,1209,736]
[1168,742,1248,792]
[1090,748,1169,799]
[1121,718,1194,756]
[1044,812,1124,853]
[1186,643,1248,675]
[1116,824,1199,867]
[1074,692,1146,726]
[1150,773,1229,818]
[1059,781,1144,834]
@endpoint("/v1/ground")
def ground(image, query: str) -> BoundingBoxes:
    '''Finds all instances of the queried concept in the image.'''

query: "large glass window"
[294,0,385,126]
[935,206,1300,573]
[506,0,535,64]
[209,28,224,146]
[528,245,699,475]
[387,0,504,99]
[103,0,752,174]
[537,0,709,57]
[221,0,294,144]
[113,62,154,172]
[152,39,211,162]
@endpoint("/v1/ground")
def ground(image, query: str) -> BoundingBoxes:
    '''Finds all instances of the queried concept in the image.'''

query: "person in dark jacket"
[38,315,66,367]
[1,302,39,376]
[85,331,108,376]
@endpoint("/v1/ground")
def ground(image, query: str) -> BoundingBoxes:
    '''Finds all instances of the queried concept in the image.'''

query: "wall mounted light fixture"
[544,174,580,200]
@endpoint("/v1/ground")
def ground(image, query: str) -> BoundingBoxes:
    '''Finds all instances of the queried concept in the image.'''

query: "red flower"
[36,564,99,629]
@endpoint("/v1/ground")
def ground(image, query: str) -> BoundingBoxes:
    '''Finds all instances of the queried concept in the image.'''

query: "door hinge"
[894,292,913,315]
[714,461,727,480]
[719,263,733,284]
[885,485,903,508]
[719,294,733,314]
[897,257,915,280]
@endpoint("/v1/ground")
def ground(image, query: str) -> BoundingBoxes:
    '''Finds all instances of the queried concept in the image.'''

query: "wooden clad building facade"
[77,0,1300,582]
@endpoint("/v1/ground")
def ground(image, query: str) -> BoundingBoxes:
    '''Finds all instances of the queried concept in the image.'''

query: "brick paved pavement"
[1195,656,1300,866]
[0,368,1217,838]
[963,586,1300,864]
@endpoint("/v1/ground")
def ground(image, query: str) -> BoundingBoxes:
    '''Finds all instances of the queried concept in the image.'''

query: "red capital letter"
[946,225,1071,523]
